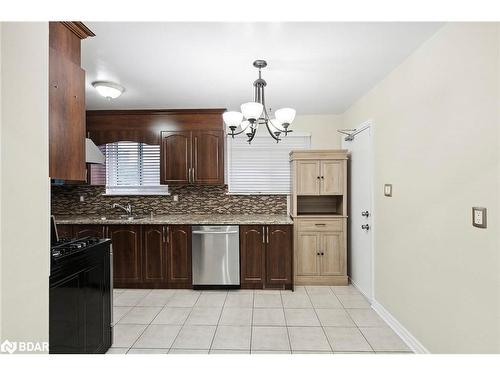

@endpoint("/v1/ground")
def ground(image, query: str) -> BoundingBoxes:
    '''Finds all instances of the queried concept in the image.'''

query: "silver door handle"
[262,226,265,243]
[266,227,269,244]
[361,224,370,230]
[362,211,370,217]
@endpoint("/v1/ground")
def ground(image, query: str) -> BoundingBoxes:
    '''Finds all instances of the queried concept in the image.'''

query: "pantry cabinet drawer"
[296,219,343,232]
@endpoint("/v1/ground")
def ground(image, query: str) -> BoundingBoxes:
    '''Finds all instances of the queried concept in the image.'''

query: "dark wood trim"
[86,109,226,116]
[60,22,95,39]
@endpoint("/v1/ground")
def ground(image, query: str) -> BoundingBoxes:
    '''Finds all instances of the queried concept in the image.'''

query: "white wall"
[292,114,344,148]
[342,23,500,353]
[0,22,49,347]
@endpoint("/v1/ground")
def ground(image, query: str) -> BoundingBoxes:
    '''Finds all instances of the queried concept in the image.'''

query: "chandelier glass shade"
[223,60,295,143]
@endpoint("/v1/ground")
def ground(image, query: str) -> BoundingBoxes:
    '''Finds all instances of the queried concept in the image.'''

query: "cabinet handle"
[266,227,269,244]
[188,168,191,183]
[192,167,195,182]
[262,226,265,244]
[315,223,326,226]
[162,226,166,243]
[166,226,170,243]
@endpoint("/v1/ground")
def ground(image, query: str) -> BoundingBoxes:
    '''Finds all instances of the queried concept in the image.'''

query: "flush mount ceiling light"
[92,81,125,99]
[223,60,296,143]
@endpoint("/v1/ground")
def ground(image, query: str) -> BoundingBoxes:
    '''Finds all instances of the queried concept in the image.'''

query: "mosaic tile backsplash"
[51,185,287,216]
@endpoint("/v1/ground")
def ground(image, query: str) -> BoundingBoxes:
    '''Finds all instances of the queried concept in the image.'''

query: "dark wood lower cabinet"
[142,225,168,283]
[240,225,293,289]
[167,225,192,286]
[58,223,292,290]
[74,224,106,239]
[240,225,266,287]
[108,225,143,286]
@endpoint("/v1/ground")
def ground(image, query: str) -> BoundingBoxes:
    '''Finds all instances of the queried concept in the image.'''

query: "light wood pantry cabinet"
[290,150,348,286]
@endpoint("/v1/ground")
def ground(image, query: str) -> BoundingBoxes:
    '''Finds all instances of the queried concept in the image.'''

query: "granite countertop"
[55,214,294,225]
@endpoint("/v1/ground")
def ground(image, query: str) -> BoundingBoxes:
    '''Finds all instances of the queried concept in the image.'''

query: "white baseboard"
[348,277,372,301]
[371,300,430,354]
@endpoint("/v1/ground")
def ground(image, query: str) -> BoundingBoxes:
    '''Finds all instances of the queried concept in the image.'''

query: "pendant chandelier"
[223,60,296,143]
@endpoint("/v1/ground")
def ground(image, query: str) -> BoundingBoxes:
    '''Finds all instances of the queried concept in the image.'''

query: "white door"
[342,123,373,299]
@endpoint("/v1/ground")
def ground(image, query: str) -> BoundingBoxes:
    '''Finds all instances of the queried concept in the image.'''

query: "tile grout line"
[167,290,202,353]
[249,290,255,354]
[207,291,228,353]
[306,287,334,353]
[280,290,292,353]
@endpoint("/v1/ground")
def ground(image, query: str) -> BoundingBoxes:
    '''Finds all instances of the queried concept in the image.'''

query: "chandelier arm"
[227,128,248,137]
[265,122,281,142]
[247,127,257,143]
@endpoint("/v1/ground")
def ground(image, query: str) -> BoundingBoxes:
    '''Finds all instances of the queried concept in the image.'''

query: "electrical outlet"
[472,207,487,228]
[79,195,85,202]
[384,184,392,197]
[173,195,179,202]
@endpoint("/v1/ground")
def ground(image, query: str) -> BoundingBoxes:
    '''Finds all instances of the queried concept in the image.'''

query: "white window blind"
[90,141,168,195]
[227,133,311,194]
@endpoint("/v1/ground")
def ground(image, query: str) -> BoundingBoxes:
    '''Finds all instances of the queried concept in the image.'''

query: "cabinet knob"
[361,224,370,230]
[321,176,324,179]
[317,176,320,179]
[361,211,370,217]
[321,252,324,256]
[317,252,320,256]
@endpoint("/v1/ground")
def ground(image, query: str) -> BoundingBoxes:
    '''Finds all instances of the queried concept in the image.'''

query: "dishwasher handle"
[192,231,239,235]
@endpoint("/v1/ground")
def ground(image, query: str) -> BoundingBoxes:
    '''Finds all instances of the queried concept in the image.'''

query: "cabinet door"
[295,232,320,276]
[320,160,343,195]
[160,131,191,185]
[142,225,168,283]
[167,225,192,284]
[240,225,266,287]
[320,231,345,276]
[56,224,74,239]
[49,47,86,181]
[192,130,224,185]
[49,272,84,353]
[108,225,142,284]
[296,161,320,195]
[74,225,105,239]
[265,225,292,285]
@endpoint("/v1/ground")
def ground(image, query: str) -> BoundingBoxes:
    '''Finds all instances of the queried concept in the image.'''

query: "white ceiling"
[82,22,442,114]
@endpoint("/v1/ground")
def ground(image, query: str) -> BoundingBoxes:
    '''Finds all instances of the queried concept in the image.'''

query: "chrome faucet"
[111,203,132,216]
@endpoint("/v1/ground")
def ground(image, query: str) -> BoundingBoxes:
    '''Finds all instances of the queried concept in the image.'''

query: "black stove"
[51,236,102,260]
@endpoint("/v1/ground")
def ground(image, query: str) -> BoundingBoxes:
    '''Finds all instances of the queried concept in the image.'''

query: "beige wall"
[343,23,500,353]
[0,23,49,347]
[292,114,344,148]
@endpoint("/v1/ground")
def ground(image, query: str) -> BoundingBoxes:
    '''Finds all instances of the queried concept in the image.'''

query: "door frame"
[342,119,375,301]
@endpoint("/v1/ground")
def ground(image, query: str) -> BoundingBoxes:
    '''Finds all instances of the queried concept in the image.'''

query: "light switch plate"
[472,207,487,228]
[384,184,392,197]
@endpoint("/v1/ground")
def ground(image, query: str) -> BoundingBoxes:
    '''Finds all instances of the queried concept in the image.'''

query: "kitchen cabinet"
[49,242,111,353]
[49,22,94,181]
[142,225,168,283]
[160,131,191,185]
[295,160,343,196]
[294,218,346,285]
[240,225,266,287]
[160,130,224,185]
[108,225,143,285]
[240,225,293,289]
[167,226,192,285]
[73,225,106,239]
[56,223,193,288]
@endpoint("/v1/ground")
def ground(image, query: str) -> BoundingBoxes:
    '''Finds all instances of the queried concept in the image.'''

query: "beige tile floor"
[108,285,412,354]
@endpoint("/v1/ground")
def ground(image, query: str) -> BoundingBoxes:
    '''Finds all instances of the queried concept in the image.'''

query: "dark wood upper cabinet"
[108,225,142,285]
[160,131,191,185]
[192,130,224,185]
[167,225,192,284]
[240,225,293,289]
[266,225,293,285]
[142,225,168,283]
[86,109,225,186]
[49,22,94,181]
[240,225,266,287]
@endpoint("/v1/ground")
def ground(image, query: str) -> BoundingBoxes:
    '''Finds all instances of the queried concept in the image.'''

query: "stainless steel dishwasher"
[192,225,240,288]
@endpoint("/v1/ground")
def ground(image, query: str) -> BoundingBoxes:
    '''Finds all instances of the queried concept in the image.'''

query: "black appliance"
[50,217,112,354]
